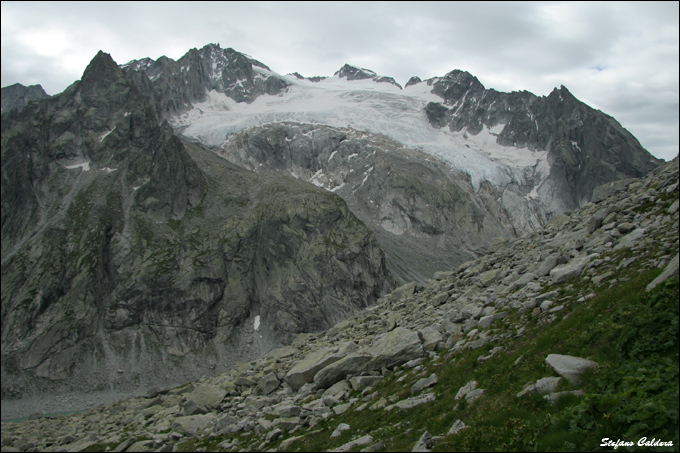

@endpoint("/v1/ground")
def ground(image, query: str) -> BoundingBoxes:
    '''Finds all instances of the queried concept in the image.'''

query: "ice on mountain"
[172,73,551,193]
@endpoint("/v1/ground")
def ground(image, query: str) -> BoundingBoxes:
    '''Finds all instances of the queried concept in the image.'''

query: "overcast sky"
[2,1,678,161]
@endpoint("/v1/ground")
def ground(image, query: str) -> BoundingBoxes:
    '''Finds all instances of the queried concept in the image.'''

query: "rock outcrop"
[422,71,662,209]
[219,122,509,283]
[1,83,50,113]
[122,43,290,119]
[333,64,402,89]
[1,52,393,398]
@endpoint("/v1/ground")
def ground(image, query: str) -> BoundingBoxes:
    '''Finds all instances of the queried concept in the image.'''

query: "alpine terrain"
[1,43,669,426]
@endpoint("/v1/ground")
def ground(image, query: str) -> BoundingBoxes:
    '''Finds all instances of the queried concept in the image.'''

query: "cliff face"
[1,52,393,397]
[218,122,509,284]
[1,83,50,113]
[424,71,662,208]
[122,43,290,119]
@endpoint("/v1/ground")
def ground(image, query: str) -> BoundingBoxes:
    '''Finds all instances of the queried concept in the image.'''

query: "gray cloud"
[2,1,677,160]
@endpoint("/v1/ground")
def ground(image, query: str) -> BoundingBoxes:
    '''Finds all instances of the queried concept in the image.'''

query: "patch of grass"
[274,251,678,452]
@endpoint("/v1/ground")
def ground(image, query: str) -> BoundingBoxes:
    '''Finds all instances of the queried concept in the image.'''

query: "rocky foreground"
[1,157,678,451]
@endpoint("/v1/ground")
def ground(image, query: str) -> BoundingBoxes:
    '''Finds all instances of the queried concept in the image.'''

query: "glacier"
[170,73,550,192]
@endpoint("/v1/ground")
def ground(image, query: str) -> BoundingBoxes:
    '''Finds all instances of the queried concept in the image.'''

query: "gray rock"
[418,328,443,351]
[172,413,216,437]
[545,354,599,384]
[430,292,450,306]
[333,402,352,415]
[455,381,478,400]
[214,414,239,434]
[112,437,138,452]
[368,327,424,370]
[273,404,302,418]
[461,303,484,319]
[478,312,506,329]
[390,282,416,302]
[258,372,280,395]
[538,254,566,276]
[517,377,562,397]
[550,255,595,284]
[412,431,433,452]
[266,428,283,442]
[331,423,351,438]
[448,419,467,436]
[411,373,438,394]
[385,393,436,411]
[465,389,485,402]
[284,347,346,391]
[614,227,647,250]
[314,353,373,389]
[349,375,384,392]
[183,385,227,415]
[280,436,303,450]
[125,440,155,452]
[272,416,303,431]
[646,253,679,292]
[539,300,554,312]
[329,434,374,452]
[323,380,352,402]
[543,390,585,404]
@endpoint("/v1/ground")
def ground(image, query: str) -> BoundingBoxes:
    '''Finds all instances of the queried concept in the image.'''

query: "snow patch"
[65,161,90,172]
[99,127,115,142]
[254,315,261,331]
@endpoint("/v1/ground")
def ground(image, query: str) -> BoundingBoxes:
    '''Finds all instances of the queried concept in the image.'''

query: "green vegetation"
[268,249,678,452]
[157,251,679,452]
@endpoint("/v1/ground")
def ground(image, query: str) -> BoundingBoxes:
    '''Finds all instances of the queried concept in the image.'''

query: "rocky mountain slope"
[1,52,392,399]
[0,42,667,418]
[138,44,661,281]
[1,83,50,114]
[2,151,676,452]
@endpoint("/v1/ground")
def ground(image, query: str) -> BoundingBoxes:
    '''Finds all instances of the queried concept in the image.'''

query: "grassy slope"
[170,245,678,453]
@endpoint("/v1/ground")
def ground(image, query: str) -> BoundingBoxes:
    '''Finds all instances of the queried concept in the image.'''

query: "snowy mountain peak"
[334,64,402,89]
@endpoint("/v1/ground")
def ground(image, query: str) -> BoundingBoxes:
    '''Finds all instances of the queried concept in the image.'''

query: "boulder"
[284,347,346,391]
[549,255,595,284]
[313,353,373,389]
[385,393,436,411]
[183,385,227,415]
[331,423,351,438]
[545,354,598,384]
[418,328,443,351]
[517,376,562,397]
[448,419,467,436]
[349,375,384,392]
[455,381,478,400]
[368,327,424,370]
[411,373,438,394]
[258,372,280,395]
[646,253,679,292]
[613,228,647,250]
[172,414,216,437]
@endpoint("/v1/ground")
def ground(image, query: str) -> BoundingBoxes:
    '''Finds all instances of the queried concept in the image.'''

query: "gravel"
[1,389,143,421]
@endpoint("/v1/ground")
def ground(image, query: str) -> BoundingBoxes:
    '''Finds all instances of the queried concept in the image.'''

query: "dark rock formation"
[219,123,508,283]
[334,64,402,89]
[1,51,392,398]
[1,83,49,113]
[122,43,291,119]
[424,71,662,208]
